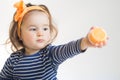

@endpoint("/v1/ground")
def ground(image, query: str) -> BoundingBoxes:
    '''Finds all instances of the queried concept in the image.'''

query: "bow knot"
[14,0,26,22]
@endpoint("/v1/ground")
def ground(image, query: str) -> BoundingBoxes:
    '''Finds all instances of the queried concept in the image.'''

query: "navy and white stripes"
[0,39,85,80]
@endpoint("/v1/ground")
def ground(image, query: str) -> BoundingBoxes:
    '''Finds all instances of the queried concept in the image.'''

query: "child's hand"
[81,27,108,50]
[86,27,108,48]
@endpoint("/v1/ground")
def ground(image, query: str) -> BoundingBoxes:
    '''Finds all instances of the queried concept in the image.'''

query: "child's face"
[20,11,51,54]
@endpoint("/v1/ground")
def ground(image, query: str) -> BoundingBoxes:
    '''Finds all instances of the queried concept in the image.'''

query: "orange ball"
[88,27,107,44]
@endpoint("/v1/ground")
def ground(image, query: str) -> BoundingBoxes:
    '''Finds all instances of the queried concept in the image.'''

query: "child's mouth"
[37,39,44,43]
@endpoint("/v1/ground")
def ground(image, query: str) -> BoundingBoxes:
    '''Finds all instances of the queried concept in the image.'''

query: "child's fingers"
[90,26,96,30]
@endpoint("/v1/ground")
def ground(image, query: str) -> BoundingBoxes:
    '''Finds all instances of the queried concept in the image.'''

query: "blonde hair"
[6,3,58,52]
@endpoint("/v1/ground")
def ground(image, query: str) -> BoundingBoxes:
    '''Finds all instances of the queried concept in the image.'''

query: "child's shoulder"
[9,48,24,60]
[6,49,24,64]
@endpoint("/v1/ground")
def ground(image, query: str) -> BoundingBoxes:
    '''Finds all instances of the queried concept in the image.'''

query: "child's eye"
[43,27,49,31]
[29,28,37,31]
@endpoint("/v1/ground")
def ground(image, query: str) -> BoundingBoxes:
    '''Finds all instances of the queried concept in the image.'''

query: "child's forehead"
[24,10,48,18]
[22,10,49,25]
[23,10,49,20]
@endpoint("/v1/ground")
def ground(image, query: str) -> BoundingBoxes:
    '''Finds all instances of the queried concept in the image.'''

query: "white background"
[0,0,120,80]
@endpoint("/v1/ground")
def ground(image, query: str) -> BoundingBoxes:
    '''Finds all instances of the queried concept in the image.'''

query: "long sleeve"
[0,57,13,80]
[0,39,86,80]
[50,39,86,65]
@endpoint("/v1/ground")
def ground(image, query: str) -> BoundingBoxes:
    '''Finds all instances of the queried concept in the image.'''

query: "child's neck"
[25,48,41,55]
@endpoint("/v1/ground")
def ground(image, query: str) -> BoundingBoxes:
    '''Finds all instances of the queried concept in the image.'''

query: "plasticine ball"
[88,27,107,44]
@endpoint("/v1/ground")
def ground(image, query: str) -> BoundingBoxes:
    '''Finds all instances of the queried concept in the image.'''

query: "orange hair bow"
[14,0,26,22]
[14,0,48,38]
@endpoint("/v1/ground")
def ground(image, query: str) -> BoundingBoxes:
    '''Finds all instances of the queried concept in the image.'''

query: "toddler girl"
[0,0,107,80]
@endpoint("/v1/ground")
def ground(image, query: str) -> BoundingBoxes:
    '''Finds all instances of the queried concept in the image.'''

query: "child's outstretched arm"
[80,27,108,51]
[48,26,108,66]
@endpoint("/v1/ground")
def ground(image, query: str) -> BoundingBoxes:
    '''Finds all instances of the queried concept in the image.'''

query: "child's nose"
[37,30,43,36]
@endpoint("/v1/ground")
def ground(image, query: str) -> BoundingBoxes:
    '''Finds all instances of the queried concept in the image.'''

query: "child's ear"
[19,36,23,41]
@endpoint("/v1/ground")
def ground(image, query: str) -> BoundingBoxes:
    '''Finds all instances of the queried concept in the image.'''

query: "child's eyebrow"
[42,24,49,26]
[27,24,49,28]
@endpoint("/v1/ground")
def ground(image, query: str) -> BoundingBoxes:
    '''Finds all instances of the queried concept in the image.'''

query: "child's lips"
[37,39,44,43]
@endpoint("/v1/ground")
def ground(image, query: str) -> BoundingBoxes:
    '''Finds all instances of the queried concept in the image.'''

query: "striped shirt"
[0,39,86,80]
